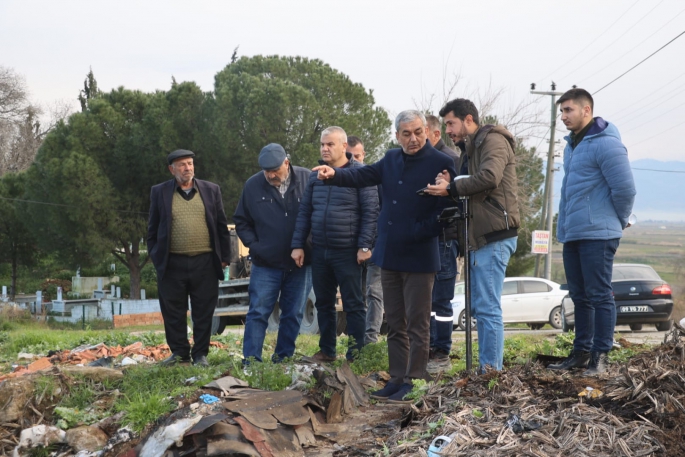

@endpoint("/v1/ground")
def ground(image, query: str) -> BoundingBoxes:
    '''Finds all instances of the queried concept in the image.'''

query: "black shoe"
[548,351,590,370]
[159,353,191,366]
[193,355,209,367]
[370,382,402,399]
[582,352,609,376]
[386,383,415,404]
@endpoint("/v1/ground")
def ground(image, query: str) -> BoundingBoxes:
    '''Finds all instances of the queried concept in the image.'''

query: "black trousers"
[158,253,218,360]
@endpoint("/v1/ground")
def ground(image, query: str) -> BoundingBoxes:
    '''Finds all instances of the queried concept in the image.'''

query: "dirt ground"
[3,329,685,456]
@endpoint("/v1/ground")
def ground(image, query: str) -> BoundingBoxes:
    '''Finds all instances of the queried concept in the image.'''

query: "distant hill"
[550,159,685,222]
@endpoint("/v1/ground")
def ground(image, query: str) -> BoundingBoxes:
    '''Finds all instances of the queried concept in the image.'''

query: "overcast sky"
[2,0,684,164]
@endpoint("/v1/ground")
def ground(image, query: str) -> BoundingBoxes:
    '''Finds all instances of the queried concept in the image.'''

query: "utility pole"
[531,82,564,280]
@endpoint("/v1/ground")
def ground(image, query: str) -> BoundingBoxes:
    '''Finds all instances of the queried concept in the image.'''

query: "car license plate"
[620,306,648,313]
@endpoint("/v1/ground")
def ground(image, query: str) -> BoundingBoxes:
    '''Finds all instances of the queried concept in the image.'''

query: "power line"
[560,0,665,83]
[630,167,685,173]
[621,98,685,134]
[536,0,642,84]
[594,30,685,94]
[0,196,149,215]
[578,6,685,86]
[533,125,551,151]
[609,76,685,123]
[627,119,685,148]
[608,69,685,119]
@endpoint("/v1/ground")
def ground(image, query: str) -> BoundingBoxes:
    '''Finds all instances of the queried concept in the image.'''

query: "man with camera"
[426,98,520,373]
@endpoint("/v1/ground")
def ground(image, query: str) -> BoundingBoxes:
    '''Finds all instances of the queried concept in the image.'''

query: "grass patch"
[115,392,176,432]
[239,358,294,391]
[46,318,114,331]
[34,375,61,404]
[0,306,32,331]
[113,361,220,432]
[502,333,574,365]
[59,376,98,409]
[405,379,431,401]
[350,340,389,375]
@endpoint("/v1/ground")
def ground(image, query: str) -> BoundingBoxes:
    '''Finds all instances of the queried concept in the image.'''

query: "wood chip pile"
[372,326,685,457]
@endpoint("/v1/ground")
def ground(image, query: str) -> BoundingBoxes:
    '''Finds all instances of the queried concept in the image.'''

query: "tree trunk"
[128,257,141,299]
[114,240,145,300]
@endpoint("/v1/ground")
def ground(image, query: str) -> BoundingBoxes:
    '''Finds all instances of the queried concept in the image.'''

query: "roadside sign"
[531,230,550,254]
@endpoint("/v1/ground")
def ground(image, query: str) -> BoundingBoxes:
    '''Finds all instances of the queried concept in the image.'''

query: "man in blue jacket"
[292,127,379,363]
[548,88,635,376]
[312,112,456,402]
[234,144,313,364]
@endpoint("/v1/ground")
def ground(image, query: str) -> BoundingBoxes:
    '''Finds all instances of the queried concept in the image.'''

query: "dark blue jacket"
[233,165,312,270]
[328,143,457,272]
[292,153,379,250]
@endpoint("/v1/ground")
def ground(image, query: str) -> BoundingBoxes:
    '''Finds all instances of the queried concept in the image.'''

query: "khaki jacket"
[453,125,520,251]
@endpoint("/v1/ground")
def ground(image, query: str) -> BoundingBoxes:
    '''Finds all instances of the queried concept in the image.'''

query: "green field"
[550,221,685,283]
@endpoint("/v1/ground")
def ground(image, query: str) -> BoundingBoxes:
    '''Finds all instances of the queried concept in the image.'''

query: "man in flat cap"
[234,144,313,364]
[147,149,231,367]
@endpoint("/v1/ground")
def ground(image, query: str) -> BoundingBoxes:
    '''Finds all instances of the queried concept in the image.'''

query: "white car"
[451,277,568,330]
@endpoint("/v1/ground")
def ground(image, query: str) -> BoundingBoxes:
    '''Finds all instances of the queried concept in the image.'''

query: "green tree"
[21,76,205,298]
[198,55,391,213]
[0,172,38,299]
[78,68,101,112]
[507,140,545,276]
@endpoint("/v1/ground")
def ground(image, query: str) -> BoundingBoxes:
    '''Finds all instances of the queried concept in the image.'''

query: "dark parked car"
[561,263,674,332]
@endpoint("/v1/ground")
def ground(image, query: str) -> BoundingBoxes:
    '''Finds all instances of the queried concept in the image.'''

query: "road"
[451,324,670,346]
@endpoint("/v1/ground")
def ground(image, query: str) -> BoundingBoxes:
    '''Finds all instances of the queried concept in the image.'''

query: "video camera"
[437,201,465,224]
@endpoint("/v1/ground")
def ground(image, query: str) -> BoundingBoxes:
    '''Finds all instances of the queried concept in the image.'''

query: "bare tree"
[0,67,29,123]
[1,106,44,174]
[415,68,545,141]
[0,67,74,176]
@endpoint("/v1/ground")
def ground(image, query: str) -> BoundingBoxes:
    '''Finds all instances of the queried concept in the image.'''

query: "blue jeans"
[364,261,384,344]
[563,238,619,353]
[243,264,312,362]
[312,247,365,360]
[470,236,517,370]
[430,240,458,353]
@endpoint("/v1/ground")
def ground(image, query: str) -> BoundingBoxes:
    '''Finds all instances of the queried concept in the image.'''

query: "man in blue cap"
[147,149,231,367]
[234,143,313,364]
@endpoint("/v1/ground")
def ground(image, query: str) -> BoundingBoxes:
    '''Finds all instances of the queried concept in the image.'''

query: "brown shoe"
[311,351,336,363]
